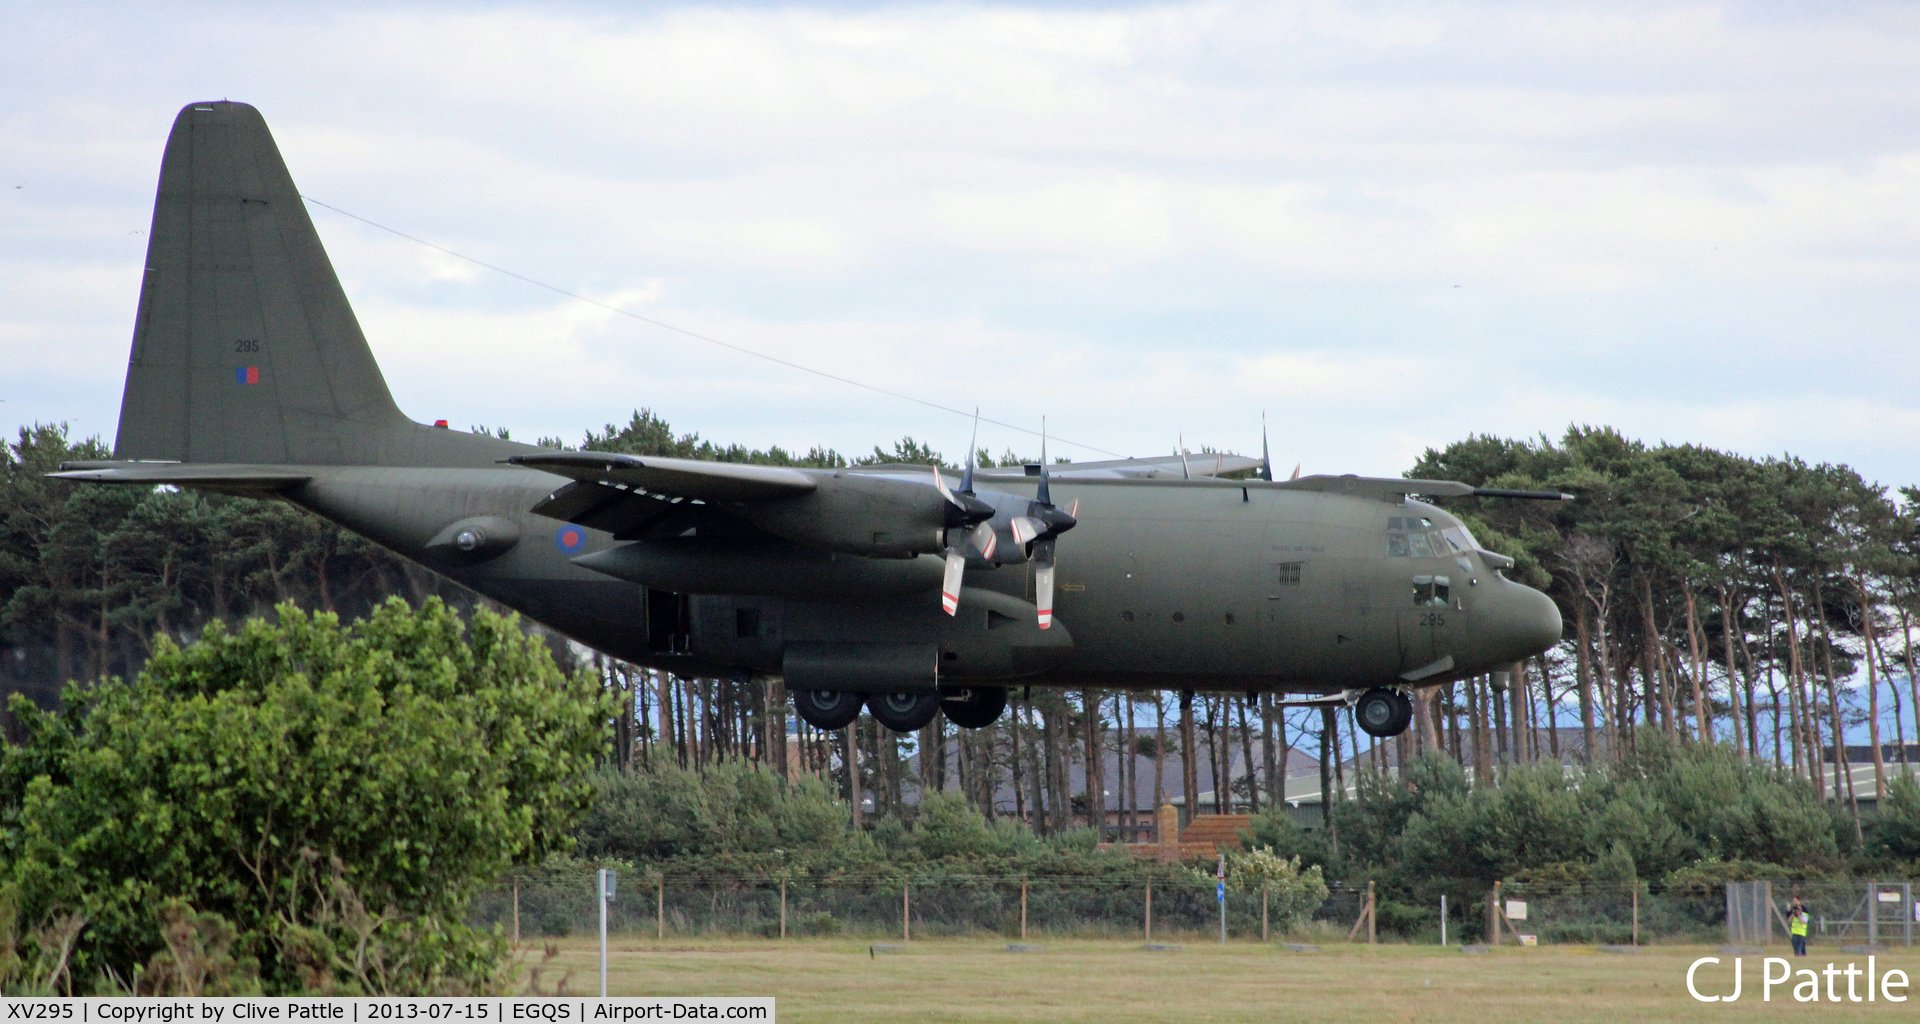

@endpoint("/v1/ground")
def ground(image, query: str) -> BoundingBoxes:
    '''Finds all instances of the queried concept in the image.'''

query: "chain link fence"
[470,874,1920,946]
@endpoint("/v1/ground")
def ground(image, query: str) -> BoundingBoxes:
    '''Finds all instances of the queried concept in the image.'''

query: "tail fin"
[114,101,510,467]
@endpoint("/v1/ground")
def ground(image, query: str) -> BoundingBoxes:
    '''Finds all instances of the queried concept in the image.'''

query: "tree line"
[7,413,1920,853]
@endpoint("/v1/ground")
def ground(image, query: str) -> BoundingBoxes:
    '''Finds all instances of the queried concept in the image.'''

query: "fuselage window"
[1412,574,1451,607]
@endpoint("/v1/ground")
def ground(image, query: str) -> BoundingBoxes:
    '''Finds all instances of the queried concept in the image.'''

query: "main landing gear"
[789,686,1010,732]
[1353,687,1414,738]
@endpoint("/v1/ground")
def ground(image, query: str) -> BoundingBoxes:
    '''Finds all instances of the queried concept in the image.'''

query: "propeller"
[932,413,1077,626]
[933,412,997,616]
[1025,417,1078,629]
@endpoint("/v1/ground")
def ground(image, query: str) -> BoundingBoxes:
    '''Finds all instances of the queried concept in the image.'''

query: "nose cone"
[1493,582,1563,662]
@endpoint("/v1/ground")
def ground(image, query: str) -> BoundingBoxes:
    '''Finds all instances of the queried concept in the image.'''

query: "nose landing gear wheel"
[1354,687,1413,738]
[941,687,1008,729]
[868,692,943,732]
[792,689,862,730]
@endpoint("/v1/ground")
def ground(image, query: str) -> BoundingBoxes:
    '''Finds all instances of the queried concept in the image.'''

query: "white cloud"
[7,0,1920,485]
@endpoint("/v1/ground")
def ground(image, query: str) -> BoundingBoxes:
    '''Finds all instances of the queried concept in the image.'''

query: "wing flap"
[531,480,683,539]
[507,452,816,502]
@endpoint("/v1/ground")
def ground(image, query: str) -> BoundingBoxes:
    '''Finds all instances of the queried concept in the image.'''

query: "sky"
[6,1,1920,483]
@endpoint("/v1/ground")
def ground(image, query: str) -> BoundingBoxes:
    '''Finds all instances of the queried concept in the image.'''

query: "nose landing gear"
[1354,687,1414,738]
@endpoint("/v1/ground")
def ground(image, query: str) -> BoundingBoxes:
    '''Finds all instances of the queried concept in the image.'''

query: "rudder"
[115,101,417,465]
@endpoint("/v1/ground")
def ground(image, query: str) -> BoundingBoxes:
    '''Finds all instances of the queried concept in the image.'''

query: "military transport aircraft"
[55,102,1565,738]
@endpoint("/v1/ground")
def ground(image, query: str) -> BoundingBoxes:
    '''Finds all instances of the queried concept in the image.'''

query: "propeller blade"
[970,520,997,559]
[1037,416,1051,505]
[1033,538,1056,629]
[1009,516,1043,546]
[1178,434,1191,480]
[932,465,958,505]
[1260,412,1273,482]
[961,408,980,494]
[941,547,966,616]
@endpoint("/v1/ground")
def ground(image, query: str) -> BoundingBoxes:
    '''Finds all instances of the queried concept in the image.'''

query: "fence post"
[1489,881,1501,945]
[1145,881,1153,941]
[780,880,787,940]
[1262,889,1268,943]
[1368,880,1376,945]
[512,876,520,951]
[904,880,911,941]
[657,874,665,941]
[1440,894,1447,946]
[1870,880,1879,948]
[1021,878,1028,940]
[1631,885,1639,947]
[597,869,609,998]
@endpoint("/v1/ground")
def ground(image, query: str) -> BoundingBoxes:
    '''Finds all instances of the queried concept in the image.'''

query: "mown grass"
[514,935,1920,1023]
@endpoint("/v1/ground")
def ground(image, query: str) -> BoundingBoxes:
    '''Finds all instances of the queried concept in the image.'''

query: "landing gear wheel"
[867,692,943,732]
[792,689,862,730]
[1354,687,1413,738]
[941,687,1008,729]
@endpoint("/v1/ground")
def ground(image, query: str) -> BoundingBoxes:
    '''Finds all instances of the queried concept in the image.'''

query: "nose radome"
[1509,584,1563,658]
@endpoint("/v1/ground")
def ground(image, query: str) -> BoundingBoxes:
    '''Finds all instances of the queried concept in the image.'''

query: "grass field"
[518,935,1920,1022]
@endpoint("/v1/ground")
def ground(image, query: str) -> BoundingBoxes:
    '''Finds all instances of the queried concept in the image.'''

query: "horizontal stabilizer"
[52,461,312,494]
[506,452,816,502]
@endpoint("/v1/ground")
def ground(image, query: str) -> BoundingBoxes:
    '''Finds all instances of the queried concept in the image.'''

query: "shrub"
[0,599,612,994]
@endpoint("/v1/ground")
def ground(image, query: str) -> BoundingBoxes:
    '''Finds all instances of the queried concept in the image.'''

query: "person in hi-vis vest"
[1788,898,1809,956]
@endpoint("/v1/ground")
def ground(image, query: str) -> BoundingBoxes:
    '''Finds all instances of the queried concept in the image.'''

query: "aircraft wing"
[1271,474,1474,499]
[505,452,817,502]
[972,453,1262,481]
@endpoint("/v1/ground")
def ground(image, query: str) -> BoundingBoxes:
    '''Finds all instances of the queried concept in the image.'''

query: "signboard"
[1216,882,1226,903]
[1505,900,1528,921]
[1877,890,1900,903]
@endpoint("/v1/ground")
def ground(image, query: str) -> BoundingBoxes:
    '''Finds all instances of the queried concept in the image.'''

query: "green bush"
[0,599,613,994]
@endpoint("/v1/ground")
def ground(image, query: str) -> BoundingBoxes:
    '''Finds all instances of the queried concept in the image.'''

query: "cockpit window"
[1407,532,1436,558]
[1441,527,1471,553]
[1386,533,1410,557]
[1413,575,1451,607]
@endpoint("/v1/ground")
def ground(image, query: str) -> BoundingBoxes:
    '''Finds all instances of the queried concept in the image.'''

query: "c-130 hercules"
[58,102,1566,738]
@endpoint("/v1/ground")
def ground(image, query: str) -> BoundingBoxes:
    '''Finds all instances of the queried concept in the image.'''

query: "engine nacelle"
[739,472,949,558]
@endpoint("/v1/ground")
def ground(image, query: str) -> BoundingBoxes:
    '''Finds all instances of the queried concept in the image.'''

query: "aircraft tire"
[792,689,863,730]
[867,692,943,732]
[1354,687,1413,738]
[941,687,1008,729]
